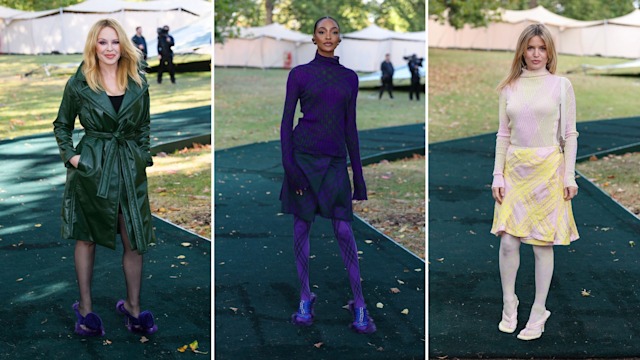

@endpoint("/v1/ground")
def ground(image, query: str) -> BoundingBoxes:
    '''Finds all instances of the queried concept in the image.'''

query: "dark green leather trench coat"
[53,64,156,253]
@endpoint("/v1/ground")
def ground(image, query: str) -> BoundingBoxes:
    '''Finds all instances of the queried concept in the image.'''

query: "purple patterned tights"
[293,215,365,307]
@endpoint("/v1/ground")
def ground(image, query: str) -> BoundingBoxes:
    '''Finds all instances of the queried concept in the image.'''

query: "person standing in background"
[131,26,147,60]
[379,53,394,99]
[157,25,175,84]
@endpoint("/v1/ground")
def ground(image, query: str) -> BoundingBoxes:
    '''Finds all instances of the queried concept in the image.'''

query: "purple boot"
[291,293,316,326]
[348,301,377,334]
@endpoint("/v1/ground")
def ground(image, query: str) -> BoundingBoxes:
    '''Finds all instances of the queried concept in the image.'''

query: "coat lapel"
[74,63,148,123]
[78,82,119,121]
[118,76,148,119]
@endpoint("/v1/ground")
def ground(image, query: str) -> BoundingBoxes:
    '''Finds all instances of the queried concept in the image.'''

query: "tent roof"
[501,5,600,27]
[607,9,640,26]
[343,24,424,41]
[0,5,25,19]
[63,0,210,16]
[239,23,309,42]
[3,0,210,20]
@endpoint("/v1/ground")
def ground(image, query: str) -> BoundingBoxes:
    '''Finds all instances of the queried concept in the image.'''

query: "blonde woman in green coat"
[53,18,157,337]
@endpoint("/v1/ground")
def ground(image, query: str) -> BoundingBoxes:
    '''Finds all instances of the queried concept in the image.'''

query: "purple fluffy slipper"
[116,300,158,335]
[72,302,105,337]
[348,301,377,334]
[291,293,316,326]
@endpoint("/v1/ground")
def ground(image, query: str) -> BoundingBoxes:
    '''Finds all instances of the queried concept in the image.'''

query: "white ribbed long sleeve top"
[492,67,579,188]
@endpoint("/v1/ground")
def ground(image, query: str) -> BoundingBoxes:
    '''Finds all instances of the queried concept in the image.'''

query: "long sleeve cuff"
[563,135,578,188]
[492,136,510,177]
[352,174,367,200]
[492,174,505,188]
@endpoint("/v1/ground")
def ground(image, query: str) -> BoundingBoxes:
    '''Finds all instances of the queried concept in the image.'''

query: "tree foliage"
[215,0,262,43]
[429,0,636,30]
[428,0,503,29]
[215,0,424,42]
[273,0,372,33]
[522,0,634,20]
[375,0,426,32]
[0,0,82,11]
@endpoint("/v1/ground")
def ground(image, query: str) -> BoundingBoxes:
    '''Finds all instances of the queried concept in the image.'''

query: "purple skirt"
[280,151,353,222]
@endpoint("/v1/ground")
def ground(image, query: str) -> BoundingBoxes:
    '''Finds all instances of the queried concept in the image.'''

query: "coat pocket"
[76,138,102,177]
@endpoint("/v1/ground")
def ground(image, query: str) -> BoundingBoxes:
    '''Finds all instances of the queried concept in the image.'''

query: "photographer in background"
[405,54,423,101]
[157,25,176,84]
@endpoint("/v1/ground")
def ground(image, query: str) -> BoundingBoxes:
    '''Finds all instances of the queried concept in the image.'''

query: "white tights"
[499,233,554,323]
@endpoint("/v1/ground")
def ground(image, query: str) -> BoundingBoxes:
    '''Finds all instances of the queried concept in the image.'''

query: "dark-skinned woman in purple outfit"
[279,16,376,334]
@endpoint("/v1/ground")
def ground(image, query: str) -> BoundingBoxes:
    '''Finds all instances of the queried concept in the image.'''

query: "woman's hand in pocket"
[69,155,81,168]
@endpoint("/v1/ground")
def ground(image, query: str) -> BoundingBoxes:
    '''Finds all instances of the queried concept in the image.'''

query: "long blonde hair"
[497,23,557,92]
[82,18,144,93]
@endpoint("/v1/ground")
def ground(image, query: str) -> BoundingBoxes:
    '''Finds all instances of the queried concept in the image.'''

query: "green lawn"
[428,48,639,143]
[0,54,211,140]
[214,67,425,149]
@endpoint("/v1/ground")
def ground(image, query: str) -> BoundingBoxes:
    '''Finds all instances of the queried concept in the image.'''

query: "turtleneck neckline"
[314,51,340,65]
[520,67,550,78]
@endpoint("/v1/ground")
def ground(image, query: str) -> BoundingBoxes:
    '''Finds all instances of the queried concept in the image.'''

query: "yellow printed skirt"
[491,146,579,246]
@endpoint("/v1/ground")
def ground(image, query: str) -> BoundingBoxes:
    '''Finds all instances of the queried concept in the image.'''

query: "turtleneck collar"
[314,51,340,65]
[520,67,550,78]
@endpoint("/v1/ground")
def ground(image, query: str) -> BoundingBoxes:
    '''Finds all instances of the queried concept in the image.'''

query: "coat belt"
[85,130,147,251]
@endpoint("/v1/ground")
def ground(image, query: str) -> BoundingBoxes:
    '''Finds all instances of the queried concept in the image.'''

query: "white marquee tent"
[0,0,210,55]
[214,23,311,69]
[214,23,425,72]
[427,5,625,56]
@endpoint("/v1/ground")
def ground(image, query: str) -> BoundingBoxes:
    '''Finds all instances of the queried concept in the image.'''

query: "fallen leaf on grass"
[314,342,323,348]
[581,289,591,297]
[437,258,445,262]
[41,318,48,325]
[364,239,373,244]
[177,340,208,355]
[140,336,149,343]
[16,278,23,282]
[390,287,401,294]
[589,155,598,161]
[414,268,422,272]
[401,308,409,315]
[181,242,192,247]
[376,302,384,308]
[397,279,405,285]
[103,339,112,346]
[34,224,42,227]
[342,304,350,310]
[230,307,238,314]
[630,241,636,247]
[176,255,186,259]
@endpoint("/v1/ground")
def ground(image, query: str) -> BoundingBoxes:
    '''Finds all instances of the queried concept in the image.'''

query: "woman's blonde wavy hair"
[497,23,557,92]
[82,18,144,93]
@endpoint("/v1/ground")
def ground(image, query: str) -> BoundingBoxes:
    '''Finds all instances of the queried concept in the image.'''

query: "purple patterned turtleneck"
[280,51,367,200]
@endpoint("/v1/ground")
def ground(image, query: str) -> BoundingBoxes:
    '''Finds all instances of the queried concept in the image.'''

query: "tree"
[0,0,82,11]
[375,0,426,31]
[535,0,634,20]
[215,0,262,43]
[273,0,372,33]
[429,0,503,29]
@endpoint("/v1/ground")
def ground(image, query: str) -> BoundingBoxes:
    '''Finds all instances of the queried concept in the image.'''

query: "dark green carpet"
[429,117,640,358]
[215,124,426,359]
[0,106,211,359]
